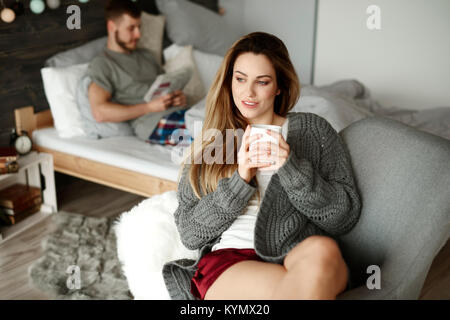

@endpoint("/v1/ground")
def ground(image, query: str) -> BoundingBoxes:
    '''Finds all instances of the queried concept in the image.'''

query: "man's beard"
[115,31,136,53]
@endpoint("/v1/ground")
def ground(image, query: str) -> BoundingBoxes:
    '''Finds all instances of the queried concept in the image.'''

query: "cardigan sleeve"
[174,166,257,250]
[276,119,362,236]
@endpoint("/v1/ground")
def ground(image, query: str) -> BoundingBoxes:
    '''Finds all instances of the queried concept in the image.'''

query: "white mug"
[249,124,282,171]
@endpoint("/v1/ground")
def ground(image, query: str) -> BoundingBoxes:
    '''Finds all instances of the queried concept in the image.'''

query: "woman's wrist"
[228,170,256,203]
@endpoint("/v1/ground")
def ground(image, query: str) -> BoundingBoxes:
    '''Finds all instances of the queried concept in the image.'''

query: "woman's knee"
[283,236,348,293]
[284,236,343,272]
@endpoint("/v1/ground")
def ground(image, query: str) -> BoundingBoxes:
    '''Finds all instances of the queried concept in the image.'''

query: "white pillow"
[41,63,88,138]
[163,43,181,62]
[185,96,206,138]
[163,45,206,107]
[164,44,224,92]
[193,49,224,92]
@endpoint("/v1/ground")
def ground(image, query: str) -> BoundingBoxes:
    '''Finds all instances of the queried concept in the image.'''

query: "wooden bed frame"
[14,106,177,197]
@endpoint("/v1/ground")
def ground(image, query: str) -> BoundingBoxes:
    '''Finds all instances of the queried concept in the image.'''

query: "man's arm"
[88,82,175,123]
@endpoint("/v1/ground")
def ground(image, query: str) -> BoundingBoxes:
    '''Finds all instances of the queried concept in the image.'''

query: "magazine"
[143,66,192,102]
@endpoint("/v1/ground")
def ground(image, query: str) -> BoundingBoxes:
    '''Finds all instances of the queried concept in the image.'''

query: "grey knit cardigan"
[162,112,362,300]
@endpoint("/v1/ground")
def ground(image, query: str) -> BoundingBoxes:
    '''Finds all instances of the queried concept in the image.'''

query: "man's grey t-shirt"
[87,48,185,138]
[87,47,162,105]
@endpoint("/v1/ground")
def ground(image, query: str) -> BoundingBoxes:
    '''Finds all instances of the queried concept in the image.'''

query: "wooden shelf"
[0,207,52,242]
[0,151,57,243]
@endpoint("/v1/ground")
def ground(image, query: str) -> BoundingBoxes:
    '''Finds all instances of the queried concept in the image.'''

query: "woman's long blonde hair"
[178,32,301,199]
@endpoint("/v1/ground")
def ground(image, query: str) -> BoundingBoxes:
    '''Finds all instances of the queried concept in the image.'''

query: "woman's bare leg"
[204,260,286,300]
[271,235,349,299]
[204,235,348,300]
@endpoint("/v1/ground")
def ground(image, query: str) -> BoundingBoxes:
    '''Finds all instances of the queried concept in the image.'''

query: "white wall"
[220,0,316,84]
[314,0,450,110]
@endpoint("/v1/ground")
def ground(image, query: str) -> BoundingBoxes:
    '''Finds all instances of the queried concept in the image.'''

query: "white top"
[212,117,290,251]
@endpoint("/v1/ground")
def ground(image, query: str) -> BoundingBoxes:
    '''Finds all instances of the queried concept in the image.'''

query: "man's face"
[111,14,141,52]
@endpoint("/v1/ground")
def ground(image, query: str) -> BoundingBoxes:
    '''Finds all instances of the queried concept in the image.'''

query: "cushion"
[155,0,241,56]
[114,190,198,300]
[192,48,224,92]
[184,96,206,138]
[45,37,107,68]
[163,45,205,107]
[41,63,89,138]
[76,75,134,139]
[164,43,223,92]
[137,12,166,66]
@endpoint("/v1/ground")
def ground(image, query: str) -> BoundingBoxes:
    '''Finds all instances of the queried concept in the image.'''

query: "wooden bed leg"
[15,106,36,135]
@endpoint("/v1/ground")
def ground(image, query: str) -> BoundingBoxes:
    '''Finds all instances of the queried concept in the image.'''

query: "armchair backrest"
[337,116,450,298]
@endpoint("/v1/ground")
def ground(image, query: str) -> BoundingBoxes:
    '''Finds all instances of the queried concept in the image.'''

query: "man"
[87,0,188,144]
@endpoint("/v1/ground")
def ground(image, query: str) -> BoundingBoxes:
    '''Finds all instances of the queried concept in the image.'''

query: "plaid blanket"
[148,109,194,146]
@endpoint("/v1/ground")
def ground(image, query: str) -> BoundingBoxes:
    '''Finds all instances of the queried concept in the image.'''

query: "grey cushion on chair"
[336,116,450,299]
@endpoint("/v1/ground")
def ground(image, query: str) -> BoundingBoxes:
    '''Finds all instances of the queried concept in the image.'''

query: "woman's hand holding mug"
[259,128,290,171]
[237,125,274,183]
[238,124,291,183]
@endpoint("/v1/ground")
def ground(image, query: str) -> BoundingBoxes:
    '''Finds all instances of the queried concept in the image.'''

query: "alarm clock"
[10,129,33,156]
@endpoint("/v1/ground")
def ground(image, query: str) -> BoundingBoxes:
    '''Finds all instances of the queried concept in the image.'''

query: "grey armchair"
[336,116,450,299]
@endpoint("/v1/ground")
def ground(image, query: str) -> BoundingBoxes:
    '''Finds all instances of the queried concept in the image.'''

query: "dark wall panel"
[0,0,107,145]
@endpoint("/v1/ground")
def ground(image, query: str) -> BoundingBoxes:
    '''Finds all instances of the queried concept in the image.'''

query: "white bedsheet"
[32,128,183,182]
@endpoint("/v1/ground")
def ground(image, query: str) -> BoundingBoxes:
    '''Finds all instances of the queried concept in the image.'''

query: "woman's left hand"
[251,129,290,170]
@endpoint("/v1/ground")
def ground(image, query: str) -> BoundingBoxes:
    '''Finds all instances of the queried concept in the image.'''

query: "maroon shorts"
[190,248,264,300]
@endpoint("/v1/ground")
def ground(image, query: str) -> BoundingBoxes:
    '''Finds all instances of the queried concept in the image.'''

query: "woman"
[162,32,361,300]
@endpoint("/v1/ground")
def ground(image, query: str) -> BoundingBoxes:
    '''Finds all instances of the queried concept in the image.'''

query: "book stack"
[0,184,42,226]
[0,147,19,175]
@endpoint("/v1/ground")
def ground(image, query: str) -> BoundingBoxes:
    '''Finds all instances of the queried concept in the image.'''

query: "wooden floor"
[0,173,145,300]
[0,173,449,300]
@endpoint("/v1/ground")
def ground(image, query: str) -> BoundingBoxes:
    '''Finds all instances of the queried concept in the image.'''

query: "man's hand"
[172,90,187,107]
[147,93,174,112]
[89,83,185,122]
[147,90,187,112]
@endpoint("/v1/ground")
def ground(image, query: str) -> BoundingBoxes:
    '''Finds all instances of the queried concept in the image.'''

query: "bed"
[13,39,228,197]
[15,106,178,197]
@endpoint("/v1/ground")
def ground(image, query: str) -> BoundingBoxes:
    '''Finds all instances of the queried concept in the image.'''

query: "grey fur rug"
[28,211,132,299]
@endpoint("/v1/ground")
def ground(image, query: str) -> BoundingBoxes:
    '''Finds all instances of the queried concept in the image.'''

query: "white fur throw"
[114,190,199,300]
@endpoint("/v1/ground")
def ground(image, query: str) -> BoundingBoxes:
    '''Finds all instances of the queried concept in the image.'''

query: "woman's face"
[231,52,280,124]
